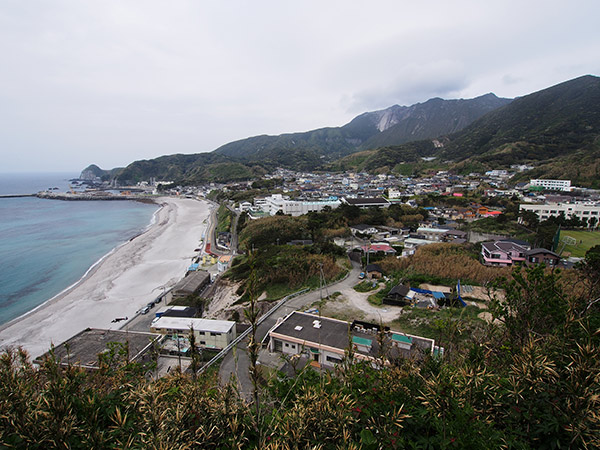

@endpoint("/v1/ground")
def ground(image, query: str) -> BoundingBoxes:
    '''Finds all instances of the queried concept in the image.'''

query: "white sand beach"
[0,196,211,359]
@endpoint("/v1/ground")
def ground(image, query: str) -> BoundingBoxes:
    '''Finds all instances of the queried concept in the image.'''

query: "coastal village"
[31,165,600,387]
[3,1,600,445]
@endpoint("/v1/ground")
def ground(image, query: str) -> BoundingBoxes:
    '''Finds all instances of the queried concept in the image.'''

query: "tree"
[338,203,360,221]
[490,265,568,348]
[575,245,600,306]
[520,210,539,228]
[189,326,201,379]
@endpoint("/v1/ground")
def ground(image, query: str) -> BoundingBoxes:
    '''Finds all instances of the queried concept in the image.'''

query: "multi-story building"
[519,202,600,223]
[150,317,236,350]
[529,179,572,191]
[481,240,531,266]
[259,194,341,216]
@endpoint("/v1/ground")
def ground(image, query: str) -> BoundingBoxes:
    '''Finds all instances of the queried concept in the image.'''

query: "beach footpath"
[0,197,210,360]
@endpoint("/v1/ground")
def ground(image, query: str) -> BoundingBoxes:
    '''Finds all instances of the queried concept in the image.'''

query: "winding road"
[219,260,362,398]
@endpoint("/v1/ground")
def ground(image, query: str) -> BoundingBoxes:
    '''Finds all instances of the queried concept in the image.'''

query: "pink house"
[481,240,530,266]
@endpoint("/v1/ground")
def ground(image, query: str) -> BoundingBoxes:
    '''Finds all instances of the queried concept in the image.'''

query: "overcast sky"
[1,0,599,173]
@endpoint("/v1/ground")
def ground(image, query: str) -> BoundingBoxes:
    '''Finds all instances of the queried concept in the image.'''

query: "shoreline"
[0,196,211,359]
[0,202,164,334]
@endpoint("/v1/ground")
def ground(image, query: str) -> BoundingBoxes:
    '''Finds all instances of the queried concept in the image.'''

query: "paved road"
[219,260,362,398]
[227,205,240,254]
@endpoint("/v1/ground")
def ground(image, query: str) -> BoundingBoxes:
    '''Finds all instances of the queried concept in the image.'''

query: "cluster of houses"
[36,271,443,373]
[37,170,600,375]
[345,223,467,258]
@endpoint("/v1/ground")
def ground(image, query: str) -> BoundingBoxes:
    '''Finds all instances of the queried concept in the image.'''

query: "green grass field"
[559,230,600,257]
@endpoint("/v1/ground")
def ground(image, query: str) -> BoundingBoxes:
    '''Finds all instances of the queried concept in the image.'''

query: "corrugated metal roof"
[352,336,372,346]
[392,334,413,344]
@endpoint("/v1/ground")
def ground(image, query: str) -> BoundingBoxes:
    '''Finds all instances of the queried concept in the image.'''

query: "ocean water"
[0,173,158,325]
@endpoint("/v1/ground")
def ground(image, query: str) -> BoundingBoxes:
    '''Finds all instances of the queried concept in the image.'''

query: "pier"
[36,191,139,201]
[1,192,156,203]
[0,194,36,198]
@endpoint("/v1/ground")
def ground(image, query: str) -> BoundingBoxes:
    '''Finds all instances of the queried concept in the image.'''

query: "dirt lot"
[315,282,403,323]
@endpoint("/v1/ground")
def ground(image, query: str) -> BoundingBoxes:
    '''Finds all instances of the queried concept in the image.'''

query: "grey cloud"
[345,61,470,112]
[0,0,599,172]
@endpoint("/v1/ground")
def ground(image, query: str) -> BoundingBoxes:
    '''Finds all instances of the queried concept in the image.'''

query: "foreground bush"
[1,266,598,449]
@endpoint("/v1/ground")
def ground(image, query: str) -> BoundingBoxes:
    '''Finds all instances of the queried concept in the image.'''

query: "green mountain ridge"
[212,93,511,165]
[84,75,599,185]
[358,93,511,150]
[95,94,512,184]
[80,164,123,181]
[336,75,600,186]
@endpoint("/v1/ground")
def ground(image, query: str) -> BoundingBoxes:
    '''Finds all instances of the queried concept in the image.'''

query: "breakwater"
[37,191,140,201]
[0,194,36,199]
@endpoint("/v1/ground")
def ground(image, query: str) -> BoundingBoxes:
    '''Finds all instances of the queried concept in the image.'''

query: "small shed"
[169,270,210,302]
[365,264,383,279]
[384,284,411,306]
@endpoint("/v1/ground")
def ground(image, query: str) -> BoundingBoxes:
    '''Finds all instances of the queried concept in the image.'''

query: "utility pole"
[319,263,329,301]
[175,333,181,371]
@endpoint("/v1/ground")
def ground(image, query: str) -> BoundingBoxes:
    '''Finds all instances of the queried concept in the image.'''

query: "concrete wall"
[467,231,510,243]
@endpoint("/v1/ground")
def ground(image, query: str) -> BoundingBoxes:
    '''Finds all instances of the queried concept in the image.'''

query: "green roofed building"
[268,311,438,369]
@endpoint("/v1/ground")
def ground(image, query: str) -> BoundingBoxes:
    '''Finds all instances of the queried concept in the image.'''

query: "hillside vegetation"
[335,75,600,185]
[84,90,515,184]
[380,243,512,286]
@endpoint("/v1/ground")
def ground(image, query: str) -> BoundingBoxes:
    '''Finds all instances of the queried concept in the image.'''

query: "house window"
[200,341,206,345]
[326,355,343,364]
[492,253,502,259]
[210,332,219,336]
[285,343,289,347]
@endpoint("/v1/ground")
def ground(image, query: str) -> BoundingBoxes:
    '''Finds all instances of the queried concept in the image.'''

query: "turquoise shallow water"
[0,173,158,325]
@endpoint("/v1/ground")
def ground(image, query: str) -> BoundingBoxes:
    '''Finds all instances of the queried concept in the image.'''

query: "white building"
[387,188,403,199]
[529,179,572,191]
[485,170,509,177]
[260,194,341,216]
[401,237,433,257]
[238,201,252,212]
[519,202,600,223]
[268,312,437,368]
[416,227,449,242]
[150,317,237,350]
